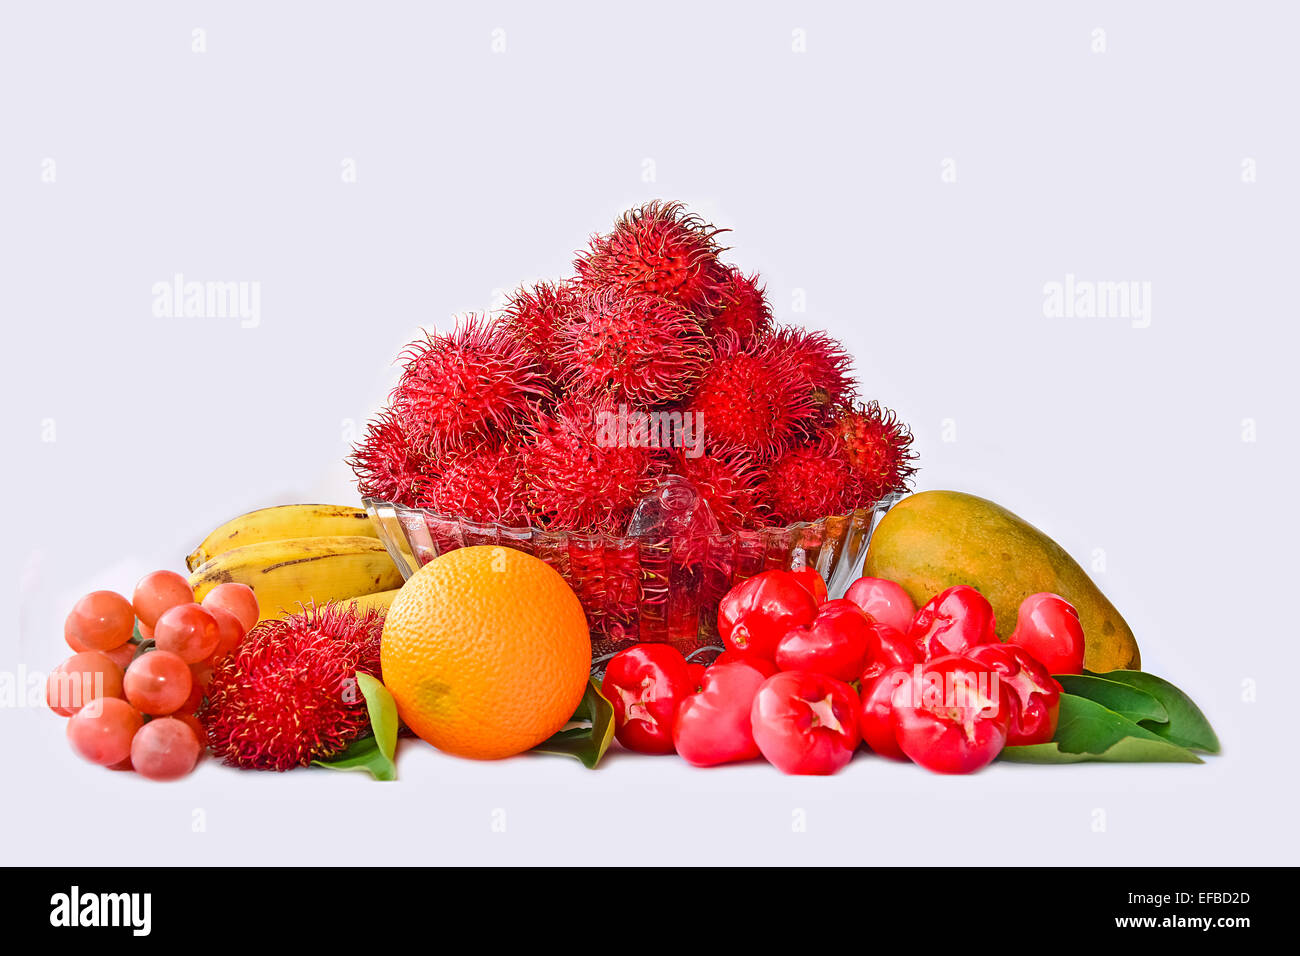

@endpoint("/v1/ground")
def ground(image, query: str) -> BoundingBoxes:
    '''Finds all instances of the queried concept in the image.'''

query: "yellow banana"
[337,588,402,617]
[186,504,378,572]
[188,536,403,622]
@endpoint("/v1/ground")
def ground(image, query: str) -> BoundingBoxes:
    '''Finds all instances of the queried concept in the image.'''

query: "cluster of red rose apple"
[47,571,259,780]
[601,569,1084,774]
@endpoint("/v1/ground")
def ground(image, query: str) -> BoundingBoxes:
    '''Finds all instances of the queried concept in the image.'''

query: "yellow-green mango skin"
[863,490,1140,672]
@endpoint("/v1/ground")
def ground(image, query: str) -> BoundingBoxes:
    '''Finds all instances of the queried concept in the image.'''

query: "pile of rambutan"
[350,201,916,534]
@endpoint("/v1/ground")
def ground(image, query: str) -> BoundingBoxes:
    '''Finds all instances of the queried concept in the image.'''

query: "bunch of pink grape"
[47,572,260,781]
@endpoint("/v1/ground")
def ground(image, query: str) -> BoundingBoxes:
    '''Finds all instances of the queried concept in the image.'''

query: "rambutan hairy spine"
[703,266,773,346]
[668,445,768,532]
[348,407,437,507]
[390,315,548,456]
[767,325,858,415]
[499,279,580,380]
[423,442,529,525]
[553,289,710,405]
[687,331,820,460]
[828,400,918,502]
[520,395,665,534]
[759,438,855,526]
[574,200,730,313]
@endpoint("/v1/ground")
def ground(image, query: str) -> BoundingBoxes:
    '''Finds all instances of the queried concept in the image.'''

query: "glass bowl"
[363,494,901,668]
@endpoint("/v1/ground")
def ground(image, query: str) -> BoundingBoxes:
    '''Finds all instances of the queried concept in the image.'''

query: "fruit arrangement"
[43,201,1218,785]
[350,202,916,657]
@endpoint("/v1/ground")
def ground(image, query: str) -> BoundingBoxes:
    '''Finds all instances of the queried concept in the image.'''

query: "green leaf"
[1000,694,1201,764]
[313,735,396,781]
[356,672,399,761]
[129,622,144,645]
[531,679,615,769]
[313,672,400,781]
[1050,693,1176,750]
[1086,670,1221,754]
[1054,674,1169,724]
[1000,736,1203,764]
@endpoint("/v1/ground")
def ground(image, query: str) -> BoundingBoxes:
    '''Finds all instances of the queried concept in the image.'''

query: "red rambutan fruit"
[348,407,438,506]
[553,289,710,405]
[390,315,547,455]
[828,400,918,501]
[574,200,729,313]
[520,396,666,533]
[703,266,773,346]
[669,446,768,532]
[499,279,580,379]
[423,443,530,525]
[687,332,820,459]
[199,603,385,772]
[767,326,858,414]
[759,439,855,526]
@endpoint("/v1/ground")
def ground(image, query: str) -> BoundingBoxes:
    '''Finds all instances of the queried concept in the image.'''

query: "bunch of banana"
[187,504,405,623]
[187,503,379,571]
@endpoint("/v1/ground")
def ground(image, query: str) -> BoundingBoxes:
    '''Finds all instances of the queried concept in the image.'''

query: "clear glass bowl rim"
[360,493,904,543]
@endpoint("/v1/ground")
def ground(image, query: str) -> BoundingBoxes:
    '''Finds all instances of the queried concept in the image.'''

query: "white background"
[2,1,1297,865]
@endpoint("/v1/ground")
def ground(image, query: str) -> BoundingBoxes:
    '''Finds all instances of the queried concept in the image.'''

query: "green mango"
[864,490,1140,671]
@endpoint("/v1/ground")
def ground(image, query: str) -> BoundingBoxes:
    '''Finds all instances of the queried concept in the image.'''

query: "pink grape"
[204,605,245,662]
[123,650,193,716]
[201,582,259,634]
[102,642,137,670]
[66,697,142,766]
[65,590,135,651]
[132,570,194,628]
[173,711,208,748]
[154,603,219,663]
[130,717,201,781]
[46,652,124,717]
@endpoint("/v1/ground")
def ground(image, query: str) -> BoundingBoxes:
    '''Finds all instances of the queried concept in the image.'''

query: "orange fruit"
[381,545,591,760]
